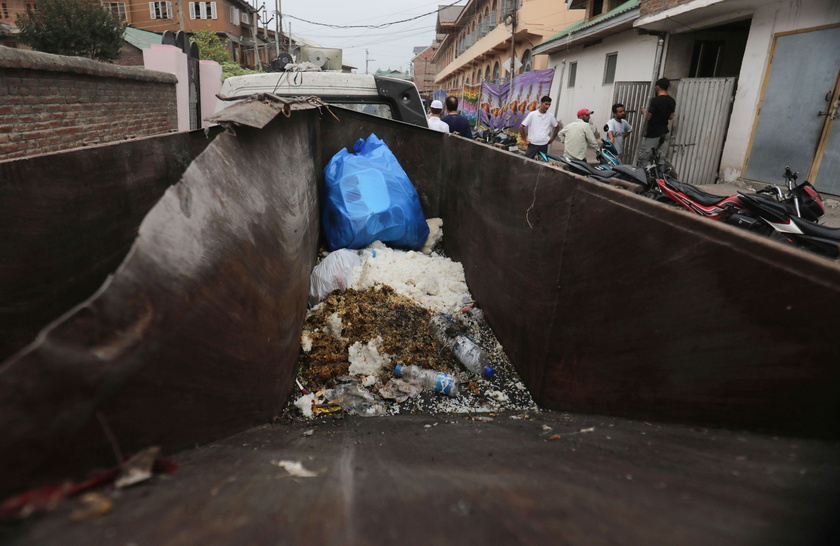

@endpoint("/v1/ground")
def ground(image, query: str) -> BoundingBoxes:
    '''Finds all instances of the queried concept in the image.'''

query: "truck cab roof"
[216,72,428,128]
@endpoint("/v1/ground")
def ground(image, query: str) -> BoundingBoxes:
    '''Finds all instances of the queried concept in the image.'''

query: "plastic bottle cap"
[483,366,495,378]
[394,364,403,377]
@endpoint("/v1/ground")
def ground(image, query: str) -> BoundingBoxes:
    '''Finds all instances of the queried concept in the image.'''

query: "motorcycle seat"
[789,215,840,238]
[666,178,731,207]
[565,158,616,179]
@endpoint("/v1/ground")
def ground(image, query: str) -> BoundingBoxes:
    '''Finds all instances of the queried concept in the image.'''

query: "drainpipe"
[649,36,665,96]
[553,60,566,122]
[639,36,665,142]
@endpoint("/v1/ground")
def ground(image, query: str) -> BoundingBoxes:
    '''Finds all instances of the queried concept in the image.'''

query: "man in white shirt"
[606,103,633,155]
[519,96,560,159]
[558,108,599,161]
[427,100,450,133]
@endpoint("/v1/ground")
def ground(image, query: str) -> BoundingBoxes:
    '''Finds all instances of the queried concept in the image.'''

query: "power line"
[285,0,465,29]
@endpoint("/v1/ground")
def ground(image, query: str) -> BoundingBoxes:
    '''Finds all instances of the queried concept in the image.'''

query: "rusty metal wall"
[670,77,737,185]
[0,116,319,496]
[3,106,840,497]
[0,130,214,362]
[322,110,840,439]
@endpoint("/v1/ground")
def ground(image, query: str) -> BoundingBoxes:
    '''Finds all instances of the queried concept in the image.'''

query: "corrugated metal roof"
[123,27,163,50]
[537,0,639,47]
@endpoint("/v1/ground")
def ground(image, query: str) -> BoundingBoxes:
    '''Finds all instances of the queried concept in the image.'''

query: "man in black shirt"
[637,78,676,166]
[441,96,473,138]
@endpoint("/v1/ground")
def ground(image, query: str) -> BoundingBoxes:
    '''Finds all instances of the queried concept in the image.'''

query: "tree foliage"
[189,28,259,81]
[189,29,230,64]
[16,0,125,62]
[220,62,259,81]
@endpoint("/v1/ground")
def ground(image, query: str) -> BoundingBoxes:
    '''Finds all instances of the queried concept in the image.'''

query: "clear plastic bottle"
[394,365,460,397]
[428,314,494,378]
[428,314,455,347]
[451,336,495,378]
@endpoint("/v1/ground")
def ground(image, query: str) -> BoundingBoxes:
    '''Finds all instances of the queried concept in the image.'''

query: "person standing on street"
[558,108,600,161]
[519,96,560,159]
[427,100,450,133]
[637,78,676,165]
[441,96,473,138]
[606,103,633,155]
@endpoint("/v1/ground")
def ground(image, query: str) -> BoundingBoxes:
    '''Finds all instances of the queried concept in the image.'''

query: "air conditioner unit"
[299,46,343,71]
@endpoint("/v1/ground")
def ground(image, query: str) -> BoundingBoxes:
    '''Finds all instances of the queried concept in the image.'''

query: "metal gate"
[162,30,202,131]
[668,77,737,185]
[612,81,649,164]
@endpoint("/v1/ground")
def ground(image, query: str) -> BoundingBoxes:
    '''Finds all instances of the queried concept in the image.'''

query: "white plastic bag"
[309,249,363,306]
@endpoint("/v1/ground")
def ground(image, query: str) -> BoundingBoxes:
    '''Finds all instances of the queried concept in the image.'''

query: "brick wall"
[639,0,688,17]
[0,47,178,160]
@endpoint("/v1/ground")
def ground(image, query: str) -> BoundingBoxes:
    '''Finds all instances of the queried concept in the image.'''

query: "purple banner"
[477,69,555,130]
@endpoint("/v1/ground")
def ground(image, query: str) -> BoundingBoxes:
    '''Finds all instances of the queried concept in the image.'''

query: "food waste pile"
[286,226,538,420]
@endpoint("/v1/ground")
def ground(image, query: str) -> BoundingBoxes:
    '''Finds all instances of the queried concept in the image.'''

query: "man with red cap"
[558,108,599,161]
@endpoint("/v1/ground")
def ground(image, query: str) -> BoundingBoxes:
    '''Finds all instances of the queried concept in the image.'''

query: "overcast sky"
[264,1,465,73]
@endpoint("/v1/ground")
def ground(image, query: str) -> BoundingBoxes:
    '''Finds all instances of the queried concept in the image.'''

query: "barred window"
[149,1,172,20]
[189,2,217,20]
[102,2,127,22]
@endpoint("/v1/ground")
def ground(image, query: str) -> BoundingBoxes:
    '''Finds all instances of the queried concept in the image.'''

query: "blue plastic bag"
[322,133,430,250]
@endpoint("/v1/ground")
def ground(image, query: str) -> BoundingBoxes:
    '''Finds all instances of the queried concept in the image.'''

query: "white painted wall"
[719,0,840,182]
[144,44,190,132]
[199,60,223,129]
[545,32,660,128]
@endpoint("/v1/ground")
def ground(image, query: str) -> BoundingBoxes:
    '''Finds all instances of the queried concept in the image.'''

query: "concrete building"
[411,43,439,97]
[432,0,584,90]
[534,0,840,194]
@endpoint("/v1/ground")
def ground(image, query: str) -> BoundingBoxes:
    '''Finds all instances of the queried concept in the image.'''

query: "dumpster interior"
[2,104,840,542]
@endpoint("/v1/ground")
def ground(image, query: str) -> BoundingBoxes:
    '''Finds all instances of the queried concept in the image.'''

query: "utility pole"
[258,7,274,63]
[252,1,261,71]
[365,49,376,75]
[275,0,281,56]
[509,9,516,82]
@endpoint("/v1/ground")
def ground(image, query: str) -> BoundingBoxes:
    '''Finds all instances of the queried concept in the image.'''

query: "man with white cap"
[427,100,450,133]
[558,108,599,161]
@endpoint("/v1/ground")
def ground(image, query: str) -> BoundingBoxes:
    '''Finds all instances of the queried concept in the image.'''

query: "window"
[690,41,724,77]
[149,1,172,19]
[568,62,577,87]
[24,2,37,12]
[102,3,127,22]
[603,53,617,85]
[189,1,217,20]
[492,61,500,82]
[520,49,532,73]
[0,3,8,20]
[229,7,240,26]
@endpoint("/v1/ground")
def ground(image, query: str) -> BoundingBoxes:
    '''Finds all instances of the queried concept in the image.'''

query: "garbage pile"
[288,233,538,419]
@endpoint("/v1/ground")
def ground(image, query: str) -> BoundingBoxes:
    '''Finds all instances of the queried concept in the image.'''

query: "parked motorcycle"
[475,126,518,151]
[555,154,649,193]
[732,168,840,258]
[648,158,839,257]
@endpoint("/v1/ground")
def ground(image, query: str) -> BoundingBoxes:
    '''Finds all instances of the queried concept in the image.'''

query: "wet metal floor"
[4,411,839,545]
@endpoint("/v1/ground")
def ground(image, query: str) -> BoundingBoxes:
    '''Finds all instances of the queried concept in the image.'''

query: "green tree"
[190,28,259,81]
[16,0,125,62]
[190,29,229,64]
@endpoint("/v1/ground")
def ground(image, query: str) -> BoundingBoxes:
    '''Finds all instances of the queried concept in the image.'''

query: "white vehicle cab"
[215,71,428,128]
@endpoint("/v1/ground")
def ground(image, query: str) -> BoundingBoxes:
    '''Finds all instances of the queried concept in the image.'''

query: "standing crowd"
[426,76,675,168]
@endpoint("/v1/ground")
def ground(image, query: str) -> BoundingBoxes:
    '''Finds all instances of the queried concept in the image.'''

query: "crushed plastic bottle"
[451,336,495,378]
[394,364,460,397]
[428,314,494,378]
